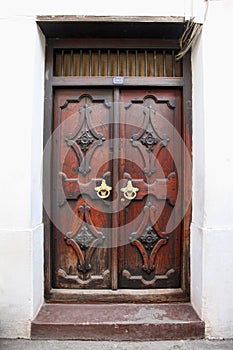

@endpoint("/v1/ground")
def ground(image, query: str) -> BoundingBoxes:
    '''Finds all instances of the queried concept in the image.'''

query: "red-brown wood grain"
[51,87,185,293]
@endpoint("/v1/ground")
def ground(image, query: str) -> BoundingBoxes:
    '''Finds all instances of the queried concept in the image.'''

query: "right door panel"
[118,89,182,289]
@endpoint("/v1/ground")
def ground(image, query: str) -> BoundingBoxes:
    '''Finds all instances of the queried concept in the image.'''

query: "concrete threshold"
[1,339,233,350]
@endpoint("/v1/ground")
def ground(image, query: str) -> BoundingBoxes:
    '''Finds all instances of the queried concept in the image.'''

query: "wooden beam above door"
[37,15,185,22]
[36,16,186,39]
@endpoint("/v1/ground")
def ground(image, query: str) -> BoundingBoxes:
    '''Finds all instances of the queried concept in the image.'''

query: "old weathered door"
[48,86,189,301]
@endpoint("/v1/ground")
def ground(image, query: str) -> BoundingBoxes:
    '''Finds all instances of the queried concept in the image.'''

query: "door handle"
[95,179,112,199]
[120,180,139,200]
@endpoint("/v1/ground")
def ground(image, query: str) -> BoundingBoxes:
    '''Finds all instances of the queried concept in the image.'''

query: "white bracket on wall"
[192,0,209,24]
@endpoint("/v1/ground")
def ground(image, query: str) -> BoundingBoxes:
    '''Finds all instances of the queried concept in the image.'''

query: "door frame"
[43,38,192,303]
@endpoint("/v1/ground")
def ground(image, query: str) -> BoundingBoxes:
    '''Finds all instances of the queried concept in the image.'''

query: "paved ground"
[1,339,233,350]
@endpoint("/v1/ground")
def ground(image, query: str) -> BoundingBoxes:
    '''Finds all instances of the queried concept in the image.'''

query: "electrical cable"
[176,0,209,60]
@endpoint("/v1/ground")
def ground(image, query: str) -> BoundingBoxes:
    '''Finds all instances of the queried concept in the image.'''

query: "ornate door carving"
[118,90,181,289]
[50,87,187,296]
[52,89,113,289]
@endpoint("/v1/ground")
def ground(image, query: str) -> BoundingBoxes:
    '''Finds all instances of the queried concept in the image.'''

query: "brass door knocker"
[95,179,112,199]
[120,180,139,200]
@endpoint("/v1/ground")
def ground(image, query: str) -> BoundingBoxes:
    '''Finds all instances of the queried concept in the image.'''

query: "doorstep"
[31,302,204,340]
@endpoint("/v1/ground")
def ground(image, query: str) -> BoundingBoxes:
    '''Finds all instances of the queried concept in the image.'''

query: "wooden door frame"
[43,38,192,303]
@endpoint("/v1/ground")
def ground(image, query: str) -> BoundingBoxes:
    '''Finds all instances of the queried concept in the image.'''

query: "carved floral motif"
[140,226,159,251]
[76,130,94,152]
[74,225,94,250]
[140,131,159,151]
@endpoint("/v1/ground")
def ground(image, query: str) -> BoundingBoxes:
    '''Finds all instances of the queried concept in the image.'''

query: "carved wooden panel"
[51,88,183,291]
[118,89,181,289]
[52,89,113,289]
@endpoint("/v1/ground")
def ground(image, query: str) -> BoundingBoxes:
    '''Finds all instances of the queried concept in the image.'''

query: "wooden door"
[50,86,188,299]
[52,89,113,289]
[118,89,181,289]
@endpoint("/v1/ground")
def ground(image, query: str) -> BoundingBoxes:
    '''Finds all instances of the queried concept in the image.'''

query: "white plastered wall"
[0,17,45,338]
[1,0,186,17]
[1,0,233,340]
[191,0,233,338]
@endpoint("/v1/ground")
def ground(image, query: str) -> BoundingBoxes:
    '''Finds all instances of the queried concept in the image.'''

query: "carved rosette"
[73,225,94,250]
[76,130,94,152]
[140,226,160,251]
[140,131,159,151]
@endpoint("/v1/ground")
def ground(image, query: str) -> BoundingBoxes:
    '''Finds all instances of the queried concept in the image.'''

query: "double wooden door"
[50,87,188,298]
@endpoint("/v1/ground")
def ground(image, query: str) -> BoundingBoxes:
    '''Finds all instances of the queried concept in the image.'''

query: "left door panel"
[52,89,113,289]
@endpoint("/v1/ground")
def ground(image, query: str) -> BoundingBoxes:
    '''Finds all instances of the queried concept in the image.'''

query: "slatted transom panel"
[54,48,182,77]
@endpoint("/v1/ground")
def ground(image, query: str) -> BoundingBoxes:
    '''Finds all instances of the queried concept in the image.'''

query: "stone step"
[31,302,204,341]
